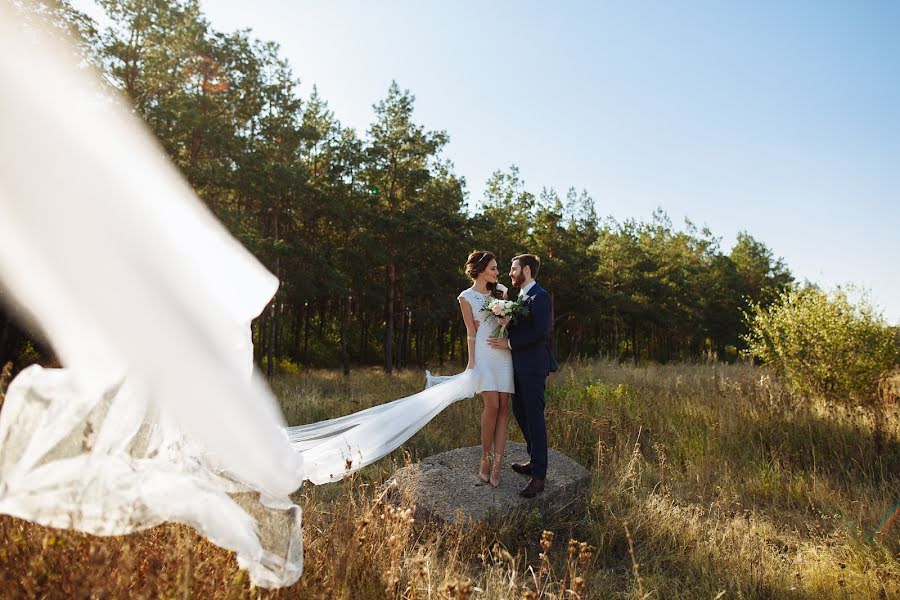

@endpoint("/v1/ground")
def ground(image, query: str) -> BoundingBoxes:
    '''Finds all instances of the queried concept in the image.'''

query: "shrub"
[743,286,899,407]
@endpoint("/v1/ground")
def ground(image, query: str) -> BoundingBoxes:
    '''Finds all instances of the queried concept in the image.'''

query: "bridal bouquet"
[482,296,530,337]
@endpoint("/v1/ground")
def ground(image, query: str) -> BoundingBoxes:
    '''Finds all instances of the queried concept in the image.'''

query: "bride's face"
[479,259,499,283]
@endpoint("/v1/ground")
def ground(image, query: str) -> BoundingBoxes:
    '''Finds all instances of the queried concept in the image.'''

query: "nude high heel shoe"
[479,451,491,484]
[489,453,503,488]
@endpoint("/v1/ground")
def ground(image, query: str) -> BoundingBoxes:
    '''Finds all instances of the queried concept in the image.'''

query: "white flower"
[496,283,508,294]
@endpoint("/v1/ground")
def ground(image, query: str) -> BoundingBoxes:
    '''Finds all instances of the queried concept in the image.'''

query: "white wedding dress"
[456,288,515,394]
[0,8,479,589]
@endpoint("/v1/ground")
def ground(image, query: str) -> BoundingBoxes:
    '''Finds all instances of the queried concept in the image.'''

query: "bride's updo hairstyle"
[464,250,504,298]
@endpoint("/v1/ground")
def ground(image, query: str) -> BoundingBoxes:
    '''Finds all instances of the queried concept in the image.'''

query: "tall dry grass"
[1,361,897,598]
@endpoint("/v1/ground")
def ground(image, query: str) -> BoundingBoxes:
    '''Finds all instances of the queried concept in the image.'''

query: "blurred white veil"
[0,5,475,588]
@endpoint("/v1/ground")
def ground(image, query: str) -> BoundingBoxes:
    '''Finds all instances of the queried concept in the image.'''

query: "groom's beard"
[512,273,525,288]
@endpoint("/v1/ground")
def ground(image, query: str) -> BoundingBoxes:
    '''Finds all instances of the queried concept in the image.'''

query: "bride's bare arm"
[458,297,477,369]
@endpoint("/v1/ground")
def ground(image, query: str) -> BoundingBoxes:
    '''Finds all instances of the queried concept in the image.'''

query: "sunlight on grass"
[1,360,897,598]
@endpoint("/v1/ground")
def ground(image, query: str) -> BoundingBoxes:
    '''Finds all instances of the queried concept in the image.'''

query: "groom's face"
[509,260,526,288]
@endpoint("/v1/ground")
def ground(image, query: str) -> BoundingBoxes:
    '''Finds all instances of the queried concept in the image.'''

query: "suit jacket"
[507,283,559,376]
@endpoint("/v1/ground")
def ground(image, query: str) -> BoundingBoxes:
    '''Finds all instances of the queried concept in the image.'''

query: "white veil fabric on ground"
[291,369,475,484]
[0,8,475,588]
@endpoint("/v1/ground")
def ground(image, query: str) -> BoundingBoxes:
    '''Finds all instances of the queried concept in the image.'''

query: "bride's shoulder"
[457,288,473,301]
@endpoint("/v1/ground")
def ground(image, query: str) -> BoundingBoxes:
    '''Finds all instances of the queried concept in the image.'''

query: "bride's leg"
[480,391,499,482]
[491,392,511,487]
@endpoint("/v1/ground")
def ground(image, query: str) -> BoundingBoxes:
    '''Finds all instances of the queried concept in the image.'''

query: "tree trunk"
[274,300,283,360]
[259,313,269,365]
[631,321,638,364]
[340,295,351,376]
[291,307,301,362]
[416,322,424,367]
[570,321,581,360]
[303,302,312,364]
[266,300,276,379]
[360,310,369,364]
[449,322,456,363]
[612,307,620,360]
[252,319,262,363]
[400,308,410,370]
[384,262,395,374]
[394,312,404,371]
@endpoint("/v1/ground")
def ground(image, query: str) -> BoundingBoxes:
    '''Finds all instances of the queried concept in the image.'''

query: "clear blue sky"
[81,0,900,322]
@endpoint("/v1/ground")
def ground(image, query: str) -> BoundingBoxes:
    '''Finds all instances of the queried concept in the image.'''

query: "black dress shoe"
[511,462,533,476]
[519,477,545,498]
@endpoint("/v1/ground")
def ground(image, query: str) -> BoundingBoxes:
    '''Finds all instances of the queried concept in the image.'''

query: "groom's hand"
[486,336,509,350]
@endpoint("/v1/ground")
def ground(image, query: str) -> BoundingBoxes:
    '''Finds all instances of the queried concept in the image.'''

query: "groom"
[487,253,558,498]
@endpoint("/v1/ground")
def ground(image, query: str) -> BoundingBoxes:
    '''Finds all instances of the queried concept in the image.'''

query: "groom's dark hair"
[513,253,541,278]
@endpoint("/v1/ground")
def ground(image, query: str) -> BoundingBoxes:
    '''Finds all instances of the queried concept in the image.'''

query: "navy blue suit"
[507,283,558,478]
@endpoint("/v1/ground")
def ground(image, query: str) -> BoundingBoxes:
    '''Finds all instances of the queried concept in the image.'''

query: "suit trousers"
[512,370,548,478]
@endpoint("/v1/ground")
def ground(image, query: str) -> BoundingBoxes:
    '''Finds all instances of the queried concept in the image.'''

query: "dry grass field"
[1,361,898,598]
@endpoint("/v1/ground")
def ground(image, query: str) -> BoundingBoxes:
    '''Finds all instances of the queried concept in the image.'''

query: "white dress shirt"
[518,280,537,298]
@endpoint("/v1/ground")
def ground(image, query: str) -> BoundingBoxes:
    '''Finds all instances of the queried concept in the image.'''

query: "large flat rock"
[385,442,591,526]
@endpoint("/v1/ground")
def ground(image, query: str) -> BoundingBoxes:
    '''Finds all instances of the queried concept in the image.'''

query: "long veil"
[0,7,473,588]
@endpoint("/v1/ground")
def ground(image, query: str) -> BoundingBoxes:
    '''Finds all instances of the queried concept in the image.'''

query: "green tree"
[477,166,534,263]
[731,232,794,308]
[365,82,448,373]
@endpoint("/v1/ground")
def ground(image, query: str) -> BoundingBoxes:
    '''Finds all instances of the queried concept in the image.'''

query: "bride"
[457,250,514,487]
